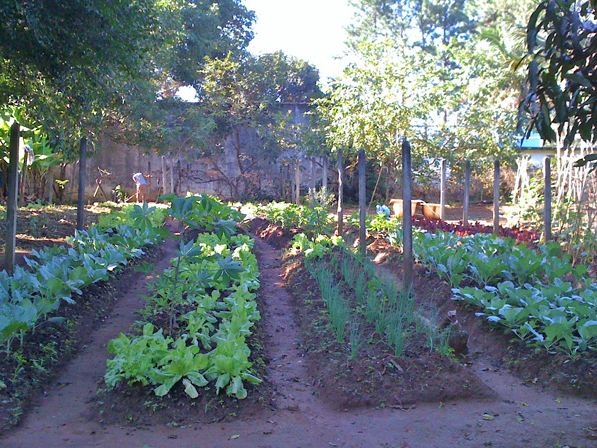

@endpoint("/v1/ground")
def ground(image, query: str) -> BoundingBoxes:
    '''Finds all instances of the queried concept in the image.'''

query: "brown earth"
[0,204,110,270]
[0,213,595,448]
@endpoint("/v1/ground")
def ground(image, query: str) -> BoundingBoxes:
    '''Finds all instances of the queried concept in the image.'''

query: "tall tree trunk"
[294,159,301,204]
[170,157,175,195]
[322,156,328,191]
[161,156,166,197]
[544,156,552,241]
[440,158,447,220]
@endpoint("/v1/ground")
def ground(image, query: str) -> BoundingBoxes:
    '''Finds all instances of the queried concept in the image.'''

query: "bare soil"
[0,212,595,448]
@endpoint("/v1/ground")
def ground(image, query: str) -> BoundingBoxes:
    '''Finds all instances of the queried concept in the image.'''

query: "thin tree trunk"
[322,156,328,191]
[369,165,384,211]
[544,156,552,241]
[440,158,447,220]
[170,157,175,195]
[294,159,301,204]
[161,155,167,197]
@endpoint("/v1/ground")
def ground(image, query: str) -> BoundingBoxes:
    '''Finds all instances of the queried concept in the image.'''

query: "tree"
[114,0,257,155]
[524,0,597,146]
[165,0,255,92]
[0,0,179,154]
[195,52,322,198]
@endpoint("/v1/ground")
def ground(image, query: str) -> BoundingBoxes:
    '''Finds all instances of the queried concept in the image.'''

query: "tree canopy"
[316,0,535,170]
[0,0,170,142]
[523,0,596,147]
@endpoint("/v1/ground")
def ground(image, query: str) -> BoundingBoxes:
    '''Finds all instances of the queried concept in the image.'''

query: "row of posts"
[4,122,88,273]
[350,139,553,295]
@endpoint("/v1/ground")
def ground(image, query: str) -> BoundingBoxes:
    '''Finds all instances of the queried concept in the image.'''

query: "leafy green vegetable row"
[105,197,262,400]
[256,201,334,236]
[414,231,588,287]
[0,204,166,352]
[385,220,596,355]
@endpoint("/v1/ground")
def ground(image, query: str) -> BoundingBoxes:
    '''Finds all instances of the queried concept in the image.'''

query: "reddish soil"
[0,217,595,448]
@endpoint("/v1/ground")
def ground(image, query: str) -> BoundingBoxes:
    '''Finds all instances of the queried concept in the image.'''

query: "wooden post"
[440,158,447,220]
[47,171,54,204]
[76,137,87,230]
[493,159,500,234]
[170,157,175,195]
[5,122,20,274]
[19,146,27,206]
[358,149,366,257]
[544,156,552,241]
[294,158,301,204]
[402,138,413,295]
[463,160,471,225]
[309,157,316,206]
[336,149,344,236]
[322,156,328,191]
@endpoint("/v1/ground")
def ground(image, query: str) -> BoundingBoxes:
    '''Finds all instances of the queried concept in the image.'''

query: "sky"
[244,0,355,83]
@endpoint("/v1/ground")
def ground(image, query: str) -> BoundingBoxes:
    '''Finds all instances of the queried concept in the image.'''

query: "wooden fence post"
[440,158,447,220]
[336,149,344,236]
[358,149,366,257]
[322,156,328,191]
[402,138,413,295]
[77,137,87,230]
[19,146,27,206]
[493,159,500,234]
[463,160,471,225]
[5,122,20,274]
[544,156,552,241]
[170,157,175,195]
[161,155,167,197]
[294,158,301,204]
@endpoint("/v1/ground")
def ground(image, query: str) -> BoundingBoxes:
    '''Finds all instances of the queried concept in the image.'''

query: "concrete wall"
[59,127,327,203]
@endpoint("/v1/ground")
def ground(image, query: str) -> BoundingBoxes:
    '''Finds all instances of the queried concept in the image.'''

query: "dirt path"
[1,235,595,448]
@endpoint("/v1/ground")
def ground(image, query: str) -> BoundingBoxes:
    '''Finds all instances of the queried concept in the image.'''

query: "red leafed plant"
[412,217,540,244]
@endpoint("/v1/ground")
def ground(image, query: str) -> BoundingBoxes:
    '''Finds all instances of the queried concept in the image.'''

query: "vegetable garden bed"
[0,199,595,448]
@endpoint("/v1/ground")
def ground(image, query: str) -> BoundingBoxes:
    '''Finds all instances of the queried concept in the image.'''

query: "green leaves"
[105,205,262,400]
[0,205,165,352]
[153,339,209,398]
[453,281,597,354]
[393,218,596,355]
[524,0,597,146]
[258,202,334,237]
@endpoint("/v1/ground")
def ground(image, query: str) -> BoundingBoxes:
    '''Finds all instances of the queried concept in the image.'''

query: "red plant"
[412,217,540,244]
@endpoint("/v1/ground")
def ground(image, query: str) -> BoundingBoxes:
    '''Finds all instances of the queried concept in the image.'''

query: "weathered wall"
[59,127,327,203]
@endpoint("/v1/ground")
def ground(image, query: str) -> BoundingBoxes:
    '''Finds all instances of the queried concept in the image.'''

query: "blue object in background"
[376,204,391,218]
